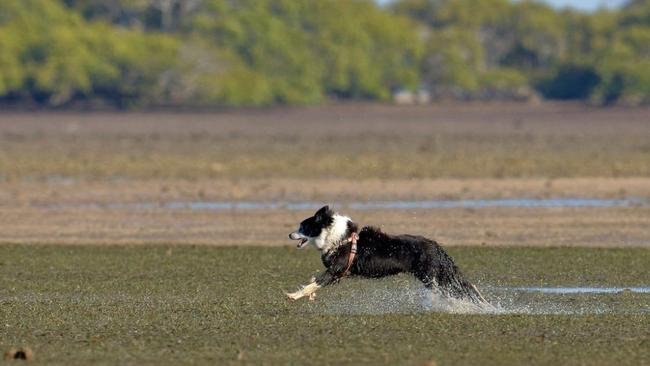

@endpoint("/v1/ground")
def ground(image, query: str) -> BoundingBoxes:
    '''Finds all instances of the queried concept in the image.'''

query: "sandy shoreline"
[2,206,648,247]
[1,178,649,247]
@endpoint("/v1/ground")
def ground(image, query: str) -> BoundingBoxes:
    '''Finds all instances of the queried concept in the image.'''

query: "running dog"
[286,205,488,304]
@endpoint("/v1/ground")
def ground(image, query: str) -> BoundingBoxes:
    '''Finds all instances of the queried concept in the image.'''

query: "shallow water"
[485,286,650,315]
[508,286,650,294]
[319,281,650,315]
[47,197,648,211]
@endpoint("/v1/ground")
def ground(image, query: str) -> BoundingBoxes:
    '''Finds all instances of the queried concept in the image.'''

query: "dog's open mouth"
[289,232,309,248]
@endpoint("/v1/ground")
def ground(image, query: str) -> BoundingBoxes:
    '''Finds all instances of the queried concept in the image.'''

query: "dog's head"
[289,205,357,252]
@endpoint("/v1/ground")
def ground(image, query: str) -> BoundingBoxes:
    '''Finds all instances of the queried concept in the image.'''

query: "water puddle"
[485,286,650,315]
[347,198,647,209]
[508,286,650,294]
[43,198,648,211]
[319,281,650,315]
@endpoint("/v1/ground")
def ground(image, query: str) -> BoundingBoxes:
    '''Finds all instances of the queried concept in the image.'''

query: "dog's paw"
[286,291,303,301]
[308,293,316,301]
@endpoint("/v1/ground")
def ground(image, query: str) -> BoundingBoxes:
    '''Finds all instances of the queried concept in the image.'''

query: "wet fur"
[287,206,487,304]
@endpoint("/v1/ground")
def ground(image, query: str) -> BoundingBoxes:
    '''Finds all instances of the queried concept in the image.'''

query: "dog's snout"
[289,231,301,240]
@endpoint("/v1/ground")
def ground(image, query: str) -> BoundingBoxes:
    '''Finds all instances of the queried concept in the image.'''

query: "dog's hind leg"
[414,252,489,305]
[443,275,488,304]
[415,268,488,305]
[286,271,339,301]
[413,267,442,294]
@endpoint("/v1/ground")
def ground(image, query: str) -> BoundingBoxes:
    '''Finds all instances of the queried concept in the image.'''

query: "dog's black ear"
[314,205,332,222]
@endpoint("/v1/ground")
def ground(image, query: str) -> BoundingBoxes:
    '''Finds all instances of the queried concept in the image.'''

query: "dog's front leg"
[286,271,337,301]
[286,280,320,301]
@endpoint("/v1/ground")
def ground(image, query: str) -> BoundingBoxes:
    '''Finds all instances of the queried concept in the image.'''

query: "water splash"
[484,286,650,315]
[424,291,498,314]
[319,280,650,315]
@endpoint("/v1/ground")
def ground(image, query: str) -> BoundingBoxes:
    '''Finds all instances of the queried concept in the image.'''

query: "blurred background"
[0,0,649,108]
[0,0,648,247]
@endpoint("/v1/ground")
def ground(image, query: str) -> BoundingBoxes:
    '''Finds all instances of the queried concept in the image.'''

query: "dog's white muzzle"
[289,231,309,248]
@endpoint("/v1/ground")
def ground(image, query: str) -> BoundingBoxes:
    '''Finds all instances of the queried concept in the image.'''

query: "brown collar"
[342,232,359,275]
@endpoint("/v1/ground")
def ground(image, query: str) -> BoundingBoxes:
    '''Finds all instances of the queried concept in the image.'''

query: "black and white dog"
[287,205,488,305]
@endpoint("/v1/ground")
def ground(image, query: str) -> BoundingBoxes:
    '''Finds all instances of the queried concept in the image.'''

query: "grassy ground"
[2,245,648,365]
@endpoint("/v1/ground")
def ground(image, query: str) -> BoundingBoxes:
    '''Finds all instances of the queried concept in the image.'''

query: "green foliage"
[538,64,600,99]
[505,2,566,69]
[422,27,485,96]
[479,68,530,99]
[0,0,648,107]
[394,0,650,104]
[185,0,421,104]
[0,0,178,107]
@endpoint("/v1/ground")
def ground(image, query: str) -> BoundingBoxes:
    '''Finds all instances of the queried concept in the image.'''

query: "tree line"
[0,0,648,108]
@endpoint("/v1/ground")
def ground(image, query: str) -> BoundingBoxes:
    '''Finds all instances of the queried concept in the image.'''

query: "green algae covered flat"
[1,245,648,365]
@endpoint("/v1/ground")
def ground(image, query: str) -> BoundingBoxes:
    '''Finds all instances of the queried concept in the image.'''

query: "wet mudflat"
[1,103,650,180]
[1,104,649,364]
[1,245,648,365]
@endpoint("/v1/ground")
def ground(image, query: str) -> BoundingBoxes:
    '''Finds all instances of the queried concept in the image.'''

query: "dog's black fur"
[287,205,487,304]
